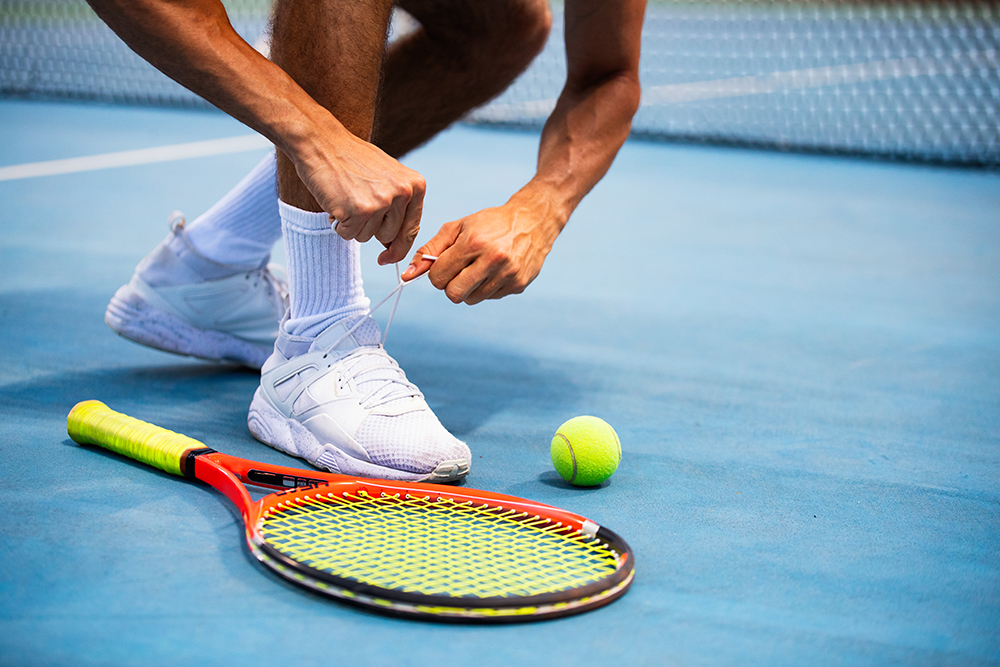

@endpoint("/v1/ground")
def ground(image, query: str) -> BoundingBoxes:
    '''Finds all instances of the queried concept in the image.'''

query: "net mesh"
[258,489,623,599]
[2,0,998,166]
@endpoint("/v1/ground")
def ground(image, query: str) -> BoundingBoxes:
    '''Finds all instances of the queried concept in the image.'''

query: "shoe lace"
[168,210,186,232]
[341,347,422,410]
[323,263,429,410]
[246,265,289,316]
[330,263,423,348]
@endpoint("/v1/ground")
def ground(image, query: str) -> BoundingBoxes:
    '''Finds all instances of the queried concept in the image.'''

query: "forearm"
[519,71,642,238]
[405,73,640,301]
[504,0,644,249]
[85,0,349,160]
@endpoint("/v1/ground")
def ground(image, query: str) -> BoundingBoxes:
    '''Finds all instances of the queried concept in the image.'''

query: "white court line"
[0,134,273,182]
[469,49,998,122]
[5,48,995,179]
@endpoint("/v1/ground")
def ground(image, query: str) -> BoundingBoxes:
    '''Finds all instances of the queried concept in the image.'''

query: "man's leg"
[270,0,396,211]
[374,0,552,158]
[247,0,470,483]
[266,0,394,338]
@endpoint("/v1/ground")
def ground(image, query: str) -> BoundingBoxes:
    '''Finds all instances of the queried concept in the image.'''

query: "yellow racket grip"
[68,400,210,477]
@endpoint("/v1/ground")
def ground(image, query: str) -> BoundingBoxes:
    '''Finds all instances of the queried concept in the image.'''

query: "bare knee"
[498,0,553,63]
[462,0,552,76]
[408,0,552,71]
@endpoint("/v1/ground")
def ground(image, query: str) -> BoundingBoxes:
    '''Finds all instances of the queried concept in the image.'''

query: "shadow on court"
[0,290,580,443]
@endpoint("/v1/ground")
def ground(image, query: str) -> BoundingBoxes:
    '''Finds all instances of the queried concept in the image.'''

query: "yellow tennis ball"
[550,416,621,486]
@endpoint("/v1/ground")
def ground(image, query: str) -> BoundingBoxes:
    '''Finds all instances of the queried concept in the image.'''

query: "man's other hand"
[402,188,562,304]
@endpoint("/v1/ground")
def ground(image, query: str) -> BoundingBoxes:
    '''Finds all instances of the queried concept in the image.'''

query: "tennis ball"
[550,416,621,486]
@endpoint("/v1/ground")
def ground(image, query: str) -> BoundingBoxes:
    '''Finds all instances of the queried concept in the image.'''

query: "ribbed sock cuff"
[280,201,369,339]
[278,200,334,231]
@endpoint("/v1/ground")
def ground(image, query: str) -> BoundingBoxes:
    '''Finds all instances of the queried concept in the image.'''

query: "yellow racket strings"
[259,491,622,599]
[67,400,206,476]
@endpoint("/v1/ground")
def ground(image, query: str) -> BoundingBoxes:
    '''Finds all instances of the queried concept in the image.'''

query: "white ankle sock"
[185,152,282,267]
[280,201,370,339]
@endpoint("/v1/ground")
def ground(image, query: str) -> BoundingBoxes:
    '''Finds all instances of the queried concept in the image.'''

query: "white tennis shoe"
[105,214,288,369]
[247,315,471,483]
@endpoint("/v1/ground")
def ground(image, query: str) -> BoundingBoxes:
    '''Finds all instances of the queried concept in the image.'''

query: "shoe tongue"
[351,318,382,346]
[329,318,416,405]
[309,315,381,353]
[305,317,412,405]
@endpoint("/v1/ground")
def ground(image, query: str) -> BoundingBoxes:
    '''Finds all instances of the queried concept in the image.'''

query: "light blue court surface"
[1,99,998,666]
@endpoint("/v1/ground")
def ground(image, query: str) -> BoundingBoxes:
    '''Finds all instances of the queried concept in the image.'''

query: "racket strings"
[258,490,622,599]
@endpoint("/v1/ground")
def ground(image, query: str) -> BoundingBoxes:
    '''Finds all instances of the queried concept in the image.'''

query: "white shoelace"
[342,347,422,410]
[246,265,289,315]
[332,262,429,348]
[323,261,434,410]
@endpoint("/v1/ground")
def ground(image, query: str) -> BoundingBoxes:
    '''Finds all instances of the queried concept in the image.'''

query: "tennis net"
[2,0,998,166]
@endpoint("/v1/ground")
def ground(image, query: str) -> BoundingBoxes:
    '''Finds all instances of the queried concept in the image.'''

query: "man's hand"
[290,124,425,266]
[401,187,563,305]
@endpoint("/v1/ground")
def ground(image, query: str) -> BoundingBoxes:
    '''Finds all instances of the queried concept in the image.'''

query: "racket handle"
[68,400,210,477]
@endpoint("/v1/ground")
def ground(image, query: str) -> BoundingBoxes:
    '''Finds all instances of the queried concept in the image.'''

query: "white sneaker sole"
[105,284,271,369]
[247,388,470,484]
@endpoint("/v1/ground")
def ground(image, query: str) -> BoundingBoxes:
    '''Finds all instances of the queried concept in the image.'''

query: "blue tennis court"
[1,95,998,665]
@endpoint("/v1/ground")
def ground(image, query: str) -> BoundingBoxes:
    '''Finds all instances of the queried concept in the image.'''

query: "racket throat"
[246,468,329,490]
[182,447,216,477]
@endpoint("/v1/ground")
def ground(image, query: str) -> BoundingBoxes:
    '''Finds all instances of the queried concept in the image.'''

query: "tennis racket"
[67,400,634,622]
